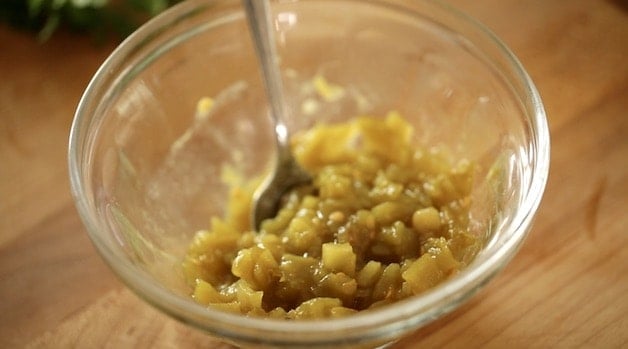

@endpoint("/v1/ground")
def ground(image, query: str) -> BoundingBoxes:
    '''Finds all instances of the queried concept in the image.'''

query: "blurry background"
[0,0,181,41]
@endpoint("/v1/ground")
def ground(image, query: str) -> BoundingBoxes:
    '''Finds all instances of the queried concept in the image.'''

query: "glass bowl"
[68,0,549,347]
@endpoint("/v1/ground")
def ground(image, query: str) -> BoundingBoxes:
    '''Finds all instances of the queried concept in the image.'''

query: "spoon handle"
[241,0,291,154]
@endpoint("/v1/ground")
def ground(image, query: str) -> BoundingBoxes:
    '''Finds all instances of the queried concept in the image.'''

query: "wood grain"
[1,0,626,347]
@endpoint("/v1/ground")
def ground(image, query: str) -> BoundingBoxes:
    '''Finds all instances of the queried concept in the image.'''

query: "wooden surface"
[1,0,626,347]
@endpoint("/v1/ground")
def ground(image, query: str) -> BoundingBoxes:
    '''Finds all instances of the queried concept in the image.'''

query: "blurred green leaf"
[130,0,168,15]
[1,0,182,42]
[27,0,45,17]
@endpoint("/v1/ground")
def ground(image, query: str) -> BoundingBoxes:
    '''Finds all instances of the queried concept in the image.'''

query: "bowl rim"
[68,0,550,345]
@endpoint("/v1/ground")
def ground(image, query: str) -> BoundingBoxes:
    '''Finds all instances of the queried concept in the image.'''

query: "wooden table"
[1,0,626,347]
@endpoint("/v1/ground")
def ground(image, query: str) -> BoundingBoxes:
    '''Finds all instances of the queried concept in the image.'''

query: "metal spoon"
[242,0,312,230]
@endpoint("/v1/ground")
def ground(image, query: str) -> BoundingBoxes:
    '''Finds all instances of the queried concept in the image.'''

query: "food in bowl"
[68,0,549,345]
[182,112,481,319]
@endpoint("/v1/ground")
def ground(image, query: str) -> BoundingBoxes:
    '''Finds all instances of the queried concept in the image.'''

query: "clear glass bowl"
[68,0,549,347]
